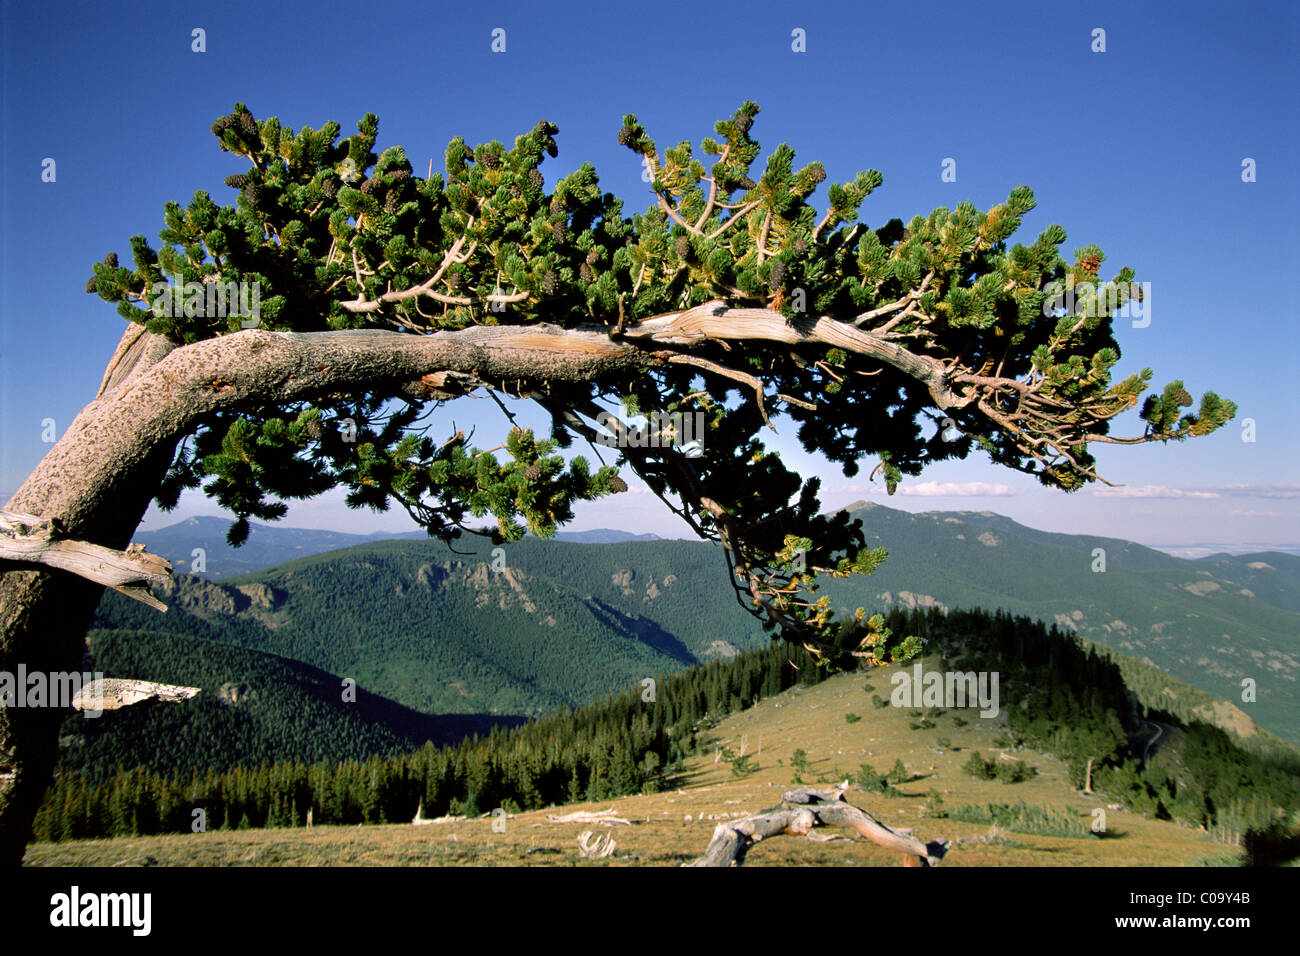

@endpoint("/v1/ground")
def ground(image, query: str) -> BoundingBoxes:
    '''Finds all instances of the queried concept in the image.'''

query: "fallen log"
[686,786,949,867]
[547,808,631,825]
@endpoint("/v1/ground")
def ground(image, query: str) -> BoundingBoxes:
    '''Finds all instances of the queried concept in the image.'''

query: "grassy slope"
[28,659,1240,867]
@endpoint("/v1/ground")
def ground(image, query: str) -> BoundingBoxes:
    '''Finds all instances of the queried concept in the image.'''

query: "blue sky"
[2,0,1296,554]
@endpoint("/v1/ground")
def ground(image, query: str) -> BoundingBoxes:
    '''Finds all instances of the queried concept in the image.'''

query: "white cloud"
[825,480,1018,497]
[1230,509,1293,518]
[1093,482,1300,501]
[895,481,1018,497]
[1092,485,1219,499]
[1217,483,1300,499]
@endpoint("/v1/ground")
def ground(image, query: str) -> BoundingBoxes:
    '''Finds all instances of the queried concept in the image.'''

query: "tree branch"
[0,511,171,611]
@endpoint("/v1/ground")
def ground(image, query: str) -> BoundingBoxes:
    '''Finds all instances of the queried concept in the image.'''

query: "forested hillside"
[103,506,1300,741]
[58,629,522,782]
[37,607,1300,847]
[94,536,767,716]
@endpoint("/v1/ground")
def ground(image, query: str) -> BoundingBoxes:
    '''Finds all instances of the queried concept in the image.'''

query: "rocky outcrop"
[234,581,284,610]
[72,679,201,712]
[218,681,256,706]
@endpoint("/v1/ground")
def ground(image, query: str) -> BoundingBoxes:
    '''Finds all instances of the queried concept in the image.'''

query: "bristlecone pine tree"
[0,101,1235,865]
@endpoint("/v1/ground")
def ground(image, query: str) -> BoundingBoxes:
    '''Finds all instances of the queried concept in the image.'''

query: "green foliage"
[965,750,995,780]
[887,758,909,784]
[947,801,1093,839]
[730,754,759,778]
[855,763,897,795]
[963,750,1034,783]
[80,100,1233,663]
[844,712,862,724]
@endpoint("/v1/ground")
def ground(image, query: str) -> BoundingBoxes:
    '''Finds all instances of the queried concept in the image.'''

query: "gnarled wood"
[686,787,949,867]
[0,511,171,611]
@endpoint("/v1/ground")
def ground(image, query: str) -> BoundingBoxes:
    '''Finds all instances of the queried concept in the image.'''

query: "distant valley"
[101,504,1300,744]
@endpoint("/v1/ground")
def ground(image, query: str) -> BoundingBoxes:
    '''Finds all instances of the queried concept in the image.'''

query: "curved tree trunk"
[0,327,181,865]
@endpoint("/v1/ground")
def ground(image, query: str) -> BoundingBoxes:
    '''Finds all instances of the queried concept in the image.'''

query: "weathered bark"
[0,511,172,610]
[686,787,949,867]
[0,326,183,865]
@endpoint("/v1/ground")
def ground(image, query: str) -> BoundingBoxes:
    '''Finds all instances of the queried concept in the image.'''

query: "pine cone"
[104,252,118,269]
[523,464,543,482]
[551,221,566,242]
[321,177,339,198]
[85,276,98,294]
[242,184,264,207]
[579,263,594,283]
[210,115,235,137]
[1080,254,1102,274]
[527,168,545,189]
[549,198,563,215]
[389,169,410,183]
[617,126,635,146]
[768,259,787,291]
[734,113,753,134]
[808,167,827,184]
[446,272,461,292]
[237,111,258,136]
[793,238,809,255]
[224,173,250,189]
[1172,387,1193,407]
[737,176,757,190]
[481,152,500,169]
[384,189,400,212]
[675,235,691,259]
[305,420,324,441]
[608,476,629,494]
[542,271,558,295]
[586,249,599,265]
[359,177,382,195]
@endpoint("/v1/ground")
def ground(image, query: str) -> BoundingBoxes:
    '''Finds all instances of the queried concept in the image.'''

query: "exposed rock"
[217,681,256,706]
[73,678,201,712]
[234,582,284,610]
[881,590,949,613]
[700,640,740,660]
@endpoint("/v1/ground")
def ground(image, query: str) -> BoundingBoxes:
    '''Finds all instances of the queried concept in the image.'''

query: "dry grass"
[25,660,1237,867]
